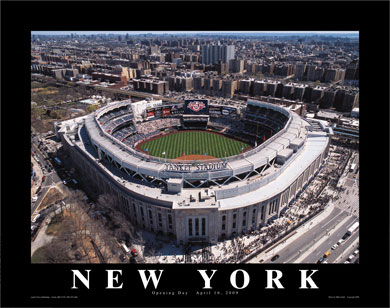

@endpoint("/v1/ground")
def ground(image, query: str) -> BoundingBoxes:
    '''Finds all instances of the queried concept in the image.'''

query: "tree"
[86,104,99,114]
[97,193,117,211]
[43,238,72,263]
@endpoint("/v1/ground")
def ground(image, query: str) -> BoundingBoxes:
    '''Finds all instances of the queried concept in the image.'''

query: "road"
[322,231,359,263]
[263,151,359,264]
[269,207,354,263]
[31,135,62,216]
[300,217,359,263]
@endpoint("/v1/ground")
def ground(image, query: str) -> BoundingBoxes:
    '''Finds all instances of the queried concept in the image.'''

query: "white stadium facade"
[57,98,331,245]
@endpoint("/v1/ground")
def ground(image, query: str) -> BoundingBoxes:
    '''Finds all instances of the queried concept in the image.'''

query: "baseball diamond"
[57,98,330,245]
[137,130,250,159]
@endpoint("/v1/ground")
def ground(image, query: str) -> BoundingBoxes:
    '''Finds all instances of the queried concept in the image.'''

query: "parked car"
[323,250,331,258]
[271,255,280,262]
[31,214,40,223]
[342,233,350,240]
[317,257,325,264]
[131,248,138,257]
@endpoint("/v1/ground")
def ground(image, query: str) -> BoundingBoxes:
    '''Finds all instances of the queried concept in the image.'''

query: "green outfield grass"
[139,131,250,159]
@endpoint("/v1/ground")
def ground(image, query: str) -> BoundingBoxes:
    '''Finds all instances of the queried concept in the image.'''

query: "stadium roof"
[218,132,328,209]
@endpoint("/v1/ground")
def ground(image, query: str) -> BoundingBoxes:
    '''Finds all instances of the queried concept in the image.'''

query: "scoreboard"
[145,104,184,119]
[184,99,209,115]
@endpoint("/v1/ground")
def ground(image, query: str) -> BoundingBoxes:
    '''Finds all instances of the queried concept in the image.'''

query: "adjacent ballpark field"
[58,98,330,246]
[138,130,250,159]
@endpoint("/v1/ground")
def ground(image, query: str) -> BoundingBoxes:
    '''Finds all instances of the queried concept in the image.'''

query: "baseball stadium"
[56,98,331,244]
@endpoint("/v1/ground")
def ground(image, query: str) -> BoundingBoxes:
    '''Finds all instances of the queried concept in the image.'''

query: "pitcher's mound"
[173,154,218,162]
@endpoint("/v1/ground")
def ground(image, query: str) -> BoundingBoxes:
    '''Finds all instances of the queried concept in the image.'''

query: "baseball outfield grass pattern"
[139,131,250,159]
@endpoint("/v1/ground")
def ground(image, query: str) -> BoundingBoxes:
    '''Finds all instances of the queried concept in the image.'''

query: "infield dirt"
[172,154,218,161]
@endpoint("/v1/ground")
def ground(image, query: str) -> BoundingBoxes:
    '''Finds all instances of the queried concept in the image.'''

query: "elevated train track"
[32,75,181,104]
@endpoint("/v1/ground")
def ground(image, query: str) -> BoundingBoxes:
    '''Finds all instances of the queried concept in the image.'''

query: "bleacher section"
[109,117,181,147]
[208,117,244,131]
[243,104,288,139]
[122,129,162,147]
[98,106,130,126]
[112,126,137,141]
[103,113,134,132]
[182,115,209,129]
[136,118,181,134]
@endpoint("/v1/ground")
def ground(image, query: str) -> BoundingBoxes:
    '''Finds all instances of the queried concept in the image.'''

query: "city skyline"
[31,30,359,37]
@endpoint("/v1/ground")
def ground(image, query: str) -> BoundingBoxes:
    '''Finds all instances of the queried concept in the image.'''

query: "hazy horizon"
[31,31,359,37]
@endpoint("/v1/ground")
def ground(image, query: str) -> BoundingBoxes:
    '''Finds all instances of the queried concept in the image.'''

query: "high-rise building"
[215,61,229,74]
[320,88,337,109]
[222,80,237,98]
[314,67,325,82]
[333,88,345,110]
[194,77,204,91]
[212,79,223,95]
[201,44,235,65]
[253,80,268,97]
[229,59,244,73]
[324,69,337,83]
[204,78,213,92]
[345,64,358,80]
[295,62,306,80]
[337,69,346,83]
[275,82,284,98]
[167,76,176,91]
[340,90,359,112]
[293,84,307,101]
[245,61,256,74]
[149,45,160,55]
[221,45,235,64]
[303,86,313,102]
[239,79,252,95]
[311,86,326,103]
[306,64,317,81]
[266,81,278,97]
[282,83,295,100]
[181,77,193,92]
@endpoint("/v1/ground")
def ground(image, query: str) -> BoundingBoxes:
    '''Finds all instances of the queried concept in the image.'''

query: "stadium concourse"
[56,97,331,247]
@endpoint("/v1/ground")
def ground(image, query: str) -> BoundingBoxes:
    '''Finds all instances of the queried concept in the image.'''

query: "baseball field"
[137,130,250,160]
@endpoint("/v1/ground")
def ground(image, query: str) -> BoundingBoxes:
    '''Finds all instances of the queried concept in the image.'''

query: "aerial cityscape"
[30,31,359,265]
